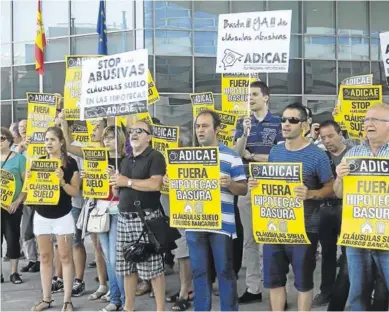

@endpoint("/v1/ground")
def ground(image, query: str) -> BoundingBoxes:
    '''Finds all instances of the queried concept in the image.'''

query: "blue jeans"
[186,231,238,311]
[99,215,125,306]
[346,247,389,311]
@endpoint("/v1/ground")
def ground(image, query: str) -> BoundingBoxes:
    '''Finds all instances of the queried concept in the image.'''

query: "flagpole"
[39,74,43,93]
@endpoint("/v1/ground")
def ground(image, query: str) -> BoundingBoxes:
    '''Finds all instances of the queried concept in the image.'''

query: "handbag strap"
[1,151,12,169]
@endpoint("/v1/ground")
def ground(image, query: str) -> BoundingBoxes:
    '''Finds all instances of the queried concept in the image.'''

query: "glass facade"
[1,0,389,130]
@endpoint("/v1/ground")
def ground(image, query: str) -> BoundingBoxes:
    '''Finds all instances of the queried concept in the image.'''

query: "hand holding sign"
[109,172,129,188]
[248,177,259,190]
[220,174,232,188]
[163,174,169,186]
[55,168,65,184]
[336,161,350,179]
[294,185,309,201]
[243,116,252,136]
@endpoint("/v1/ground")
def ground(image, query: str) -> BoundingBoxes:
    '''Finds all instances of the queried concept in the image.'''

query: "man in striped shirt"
[333,103,389,311]
[186,110,247,311]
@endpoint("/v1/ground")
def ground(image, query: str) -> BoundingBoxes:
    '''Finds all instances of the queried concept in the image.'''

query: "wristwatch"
[127,179,132,188]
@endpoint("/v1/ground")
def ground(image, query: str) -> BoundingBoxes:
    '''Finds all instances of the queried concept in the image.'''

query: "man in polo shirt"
[110,120,166,312]
[250,103,334,311]
[234,81,282,304]
[186,110,247,311]
[333,103,389,311]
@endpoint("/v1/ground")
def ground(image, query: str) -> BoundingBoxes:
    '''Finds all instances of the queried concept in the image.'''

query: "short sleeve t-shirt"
[118,146,166,213]
[33,157,79,219]
[269,143,333,233]
[1,152,26,201]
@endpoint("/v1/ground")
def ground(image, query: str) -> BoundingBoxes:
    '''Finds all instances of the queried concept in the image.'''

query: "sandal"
[136,281,151,296]
[61,302,73,311]
[100,303,123,311]
[31,299,53,311]
[101,291,111,302]
[10,272,23,284]
[166,291,193,303]
[88,289,108,301]
[171,298,191,311]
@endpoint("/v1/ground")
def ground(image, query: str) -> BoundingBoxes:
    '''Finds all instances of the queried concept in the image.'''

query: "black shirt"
[118,146,166,213]
[34,157,79,219]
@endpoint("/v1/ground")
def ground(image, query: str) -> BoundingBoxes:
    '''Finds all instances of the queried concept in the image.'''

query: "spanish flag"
[35,0,46,75]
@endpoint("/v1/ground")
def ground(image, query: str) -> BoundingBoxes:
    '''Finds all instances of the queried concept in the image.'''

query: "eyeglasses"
[280,117,306,124]
[0,136,7,142]
[129,128,150,135]
[362,117,389,124]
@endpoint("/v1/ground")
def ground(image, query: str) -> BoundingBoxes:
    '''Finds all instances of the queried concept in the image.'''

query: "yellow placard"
[190,92,215,118]
[250,162,310,244]
[152,125,180,194]
[0,169,16,211]
[215,110,238,148]
[221,73,258,116]
[334,74,373,130]
[72,123,90,146]
[167,147,221,229]
[82,148,109,198]
[26,92,56,136]
[64,55,100,120]
[129,111,153,125]
[148,71,160,105]
[25,159,60,206]
[339,85,382,140]
[338,157,389,251]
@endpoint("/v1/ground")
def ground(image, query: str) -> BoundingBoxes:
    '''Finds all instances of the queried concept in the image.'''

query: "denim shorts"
[263,232,318,292]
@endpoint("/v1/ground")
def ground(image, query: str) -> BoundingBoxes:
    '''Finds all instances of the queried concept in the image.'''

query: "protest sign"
[339,85,382,140]
[216,10,292,73]
[338,157,389,251]
[129,111,153,125]
[64,55,100,120]
[148,70,160,105]
[190,92,215,118]
[215,110,238,148]
[25,159,60,206]
[380,31,389,87]
[221,73,258,115]
[72,123,90,146]
[82,148,109,198]
[0,169,16,211]
[250,162,310,244]
[334,74,373,129]
[80,50,148,119]
[26,92,56,136]
[167,147,221,229]
[152,125,180,194]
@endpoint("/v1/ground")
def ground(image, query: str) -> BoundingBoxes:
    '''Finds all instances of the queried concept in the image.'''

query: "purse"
[134,201,181,254]
[87,200,112,233]
[122,230,153,263]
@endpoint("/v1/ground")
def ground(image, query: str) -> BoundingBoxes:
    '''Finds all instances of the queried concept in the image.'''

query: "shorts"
[71,207,84,247]
[173,229,189,259]
[116,210,164,280]
[34,211,75,236]
[263,232,318,292]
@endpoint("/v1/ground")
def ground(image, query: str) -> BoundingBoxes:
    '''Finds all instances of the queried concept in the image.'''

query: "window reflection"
[306,99,336,123]
[13,0,36,42]
[45,38,69,62]
[1,67,12,100]
[155,56,192,93]
[370,2,389,37]
[1,44,12,67]
[337,1,368,36]
[71,35,99,55]
[106,1,134,31]
[194,1,228,30]
[43,63,66,94]
[303,1,335,35]
[270,96,302,115]
[144,0,153,28]
[304,36,335,59]
[371,62,389,95]
[268,60,302,94]
[338,61,370,85]
[338,37,369,60]
[155,30,192,55]
[304,60,336,95]
[268,1,301,33]
[195,58,221,93]
[108,32,135,54]
[13,41,35,65]
[70,0,100,35]
[194,32,217,56]
[0,101,12,128]
[14,100,27,121]
[155,1,192,29]
[1,0,11,43]
[370,38,381,61]
[231,1,265,13]
[43,0,69,37]
[13,65,39,99]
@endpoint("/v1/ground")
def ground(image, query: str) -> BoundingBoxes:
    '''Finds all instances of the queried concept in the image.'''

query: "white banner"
[380,31,389,87]
[80,50,148,119]
[216,10,292,74]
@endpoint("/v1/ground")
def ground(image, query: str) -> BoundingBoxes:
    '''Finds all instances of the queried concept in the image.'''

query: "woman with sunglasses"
[0,127,26,284]
[30,127,80,312]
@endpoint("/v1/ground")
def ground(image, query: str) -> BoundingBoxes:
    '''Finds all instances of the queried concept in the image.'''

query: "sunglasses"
[281,117,306,124]
[0,136,7,142]
[129,128,150,135]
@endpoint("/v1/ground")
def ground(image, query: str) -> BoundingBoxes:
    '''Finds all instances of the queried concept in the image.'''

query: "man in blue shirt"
[234,81,282,304]
[250,103,334,311]
[186,110,247,311]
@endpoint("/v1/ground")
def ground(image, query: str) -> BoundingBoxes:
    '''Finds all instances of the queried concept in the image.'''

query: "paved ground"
[1,238,332,311]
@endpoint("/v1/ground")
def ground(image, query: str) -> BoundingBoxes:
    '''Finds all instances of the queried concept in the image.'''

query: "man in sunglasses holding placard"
[110,120,166,312]
[234,81,283,304]
[250,103,334,311]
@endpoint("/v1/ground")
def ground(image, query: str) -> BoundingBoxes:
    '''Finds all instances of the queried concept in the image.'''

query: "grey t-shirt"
[330,144,353,168]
